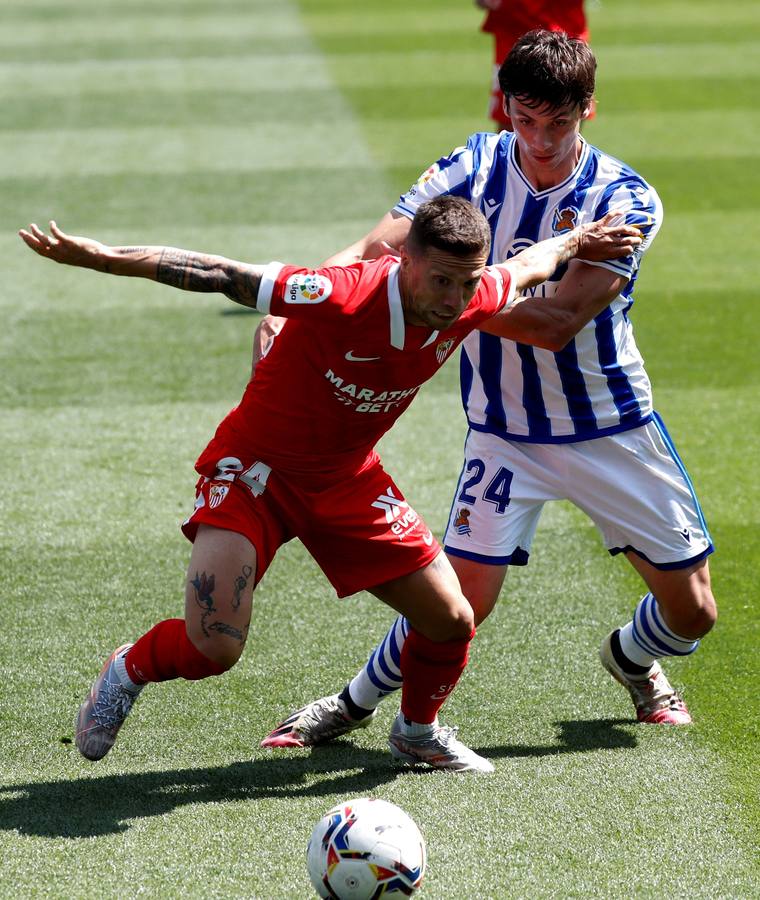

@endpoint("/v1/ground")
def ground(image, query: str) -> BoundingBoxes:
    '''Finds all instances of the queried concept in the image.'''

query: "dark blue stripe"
[553,339,597,432]
[648,595,698,650]
[635,602,694,656]
[516,343,551,438]
[479,332,507,432]
[387,624,403,667]
[366,645,393,691]
[444,545,530,566]
[594,307,641,424]
[459,346,474,414]
[467,413,652,443]
[608,543,714,569]
[511,192,552,437]
[652,411,712,541]
[480,139,509,263]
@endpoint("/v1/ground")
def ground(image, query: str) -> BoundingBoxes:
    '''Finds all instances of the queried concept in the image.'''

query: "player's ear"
[580,99,594,121]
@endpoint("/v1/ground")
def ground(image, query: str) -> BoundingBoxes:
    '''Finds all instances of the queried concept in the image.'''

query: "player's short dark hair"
[407,196,491,259]
[498,29,596,112]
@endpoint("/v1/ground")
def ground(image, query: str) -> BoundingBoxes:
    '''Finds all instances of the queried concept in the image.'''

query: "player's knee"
[664,584,717,640]
[424,601,475,642]
[691,586,717,637]
[186,624,246,671]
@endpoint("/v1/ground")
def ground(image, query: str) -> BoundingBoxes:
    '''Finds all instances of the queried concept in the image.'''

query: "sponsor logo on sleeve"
[284,273,332,304]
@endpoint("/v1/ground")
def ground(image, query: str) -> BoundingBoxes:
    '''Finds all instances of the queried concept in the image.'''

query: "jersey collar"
[509,134,590,199]
[387,263,440,350]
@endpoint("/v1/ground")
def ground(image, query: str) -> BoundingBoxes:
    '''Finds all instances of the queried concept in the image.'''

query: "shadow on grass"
[0,743,395,839]
[0,719,635,838]
[486,718,637,760]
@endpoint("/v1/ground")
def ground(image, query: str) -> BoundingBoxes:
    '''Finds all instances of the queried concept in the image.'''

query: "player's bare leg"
[448,556,509,626]
[76,525,257,760]
[601,556,716,724]
[368,552,493,772]
[261,557,510,750]
[182,524,257,670]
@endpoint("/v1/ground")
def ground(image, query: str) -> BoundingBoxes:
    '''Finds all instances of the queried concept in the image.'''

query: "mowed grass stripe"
[9,41,755,99]
[0,10,308,45]
[0,89,353,131]
[9,73,743,134]
[0,56,337,97]
[0,123,376,177]
[3,168,391,233]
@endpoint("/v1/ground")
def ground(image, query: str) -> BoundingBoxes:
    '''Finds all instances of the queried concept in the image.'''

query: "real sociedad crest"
[435,338,455,364]
[552,206,579,233]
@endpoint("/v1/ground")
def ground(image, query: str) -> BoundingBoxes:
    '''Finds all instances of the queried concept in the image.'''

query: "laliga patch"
[415,162,440,188]
[552,206,579,233]
[284,273,332,304]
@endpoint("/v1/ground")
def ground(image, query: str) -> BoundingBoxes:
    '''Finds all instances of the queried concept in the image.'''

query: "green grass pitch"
[1,0,758,896]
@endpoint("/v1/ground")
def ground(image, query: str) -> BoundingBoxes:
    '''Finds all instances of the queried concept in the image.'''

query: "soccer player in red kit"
[19,196,639,772]
[476,1,590,128]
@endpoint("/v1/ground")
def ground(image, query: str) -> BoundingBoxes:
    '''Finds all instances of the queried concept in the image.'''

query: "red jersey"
[482,1,588,44]
[197,255,513,488]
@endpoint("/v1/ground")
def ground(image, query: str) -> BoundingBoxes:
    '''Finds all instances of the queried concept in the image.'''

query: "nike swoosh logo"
[422,531,433,546]
[345,350,381,362]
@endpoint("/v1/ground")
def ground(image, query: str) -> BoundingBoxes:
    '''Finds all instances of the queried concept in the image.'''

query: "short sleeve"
[589,178,664,279]
[394,143,475,219]
[256,263,363,319]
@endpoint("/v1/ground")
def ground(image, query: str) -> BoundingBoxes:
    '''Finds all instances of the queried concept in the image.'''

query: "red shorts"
[181,451,441,598]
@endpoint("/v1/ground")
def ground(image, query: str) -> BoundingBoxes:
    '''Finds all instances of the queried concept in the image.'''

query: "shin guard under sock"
[125,618,227,684]
[399,626,474,724]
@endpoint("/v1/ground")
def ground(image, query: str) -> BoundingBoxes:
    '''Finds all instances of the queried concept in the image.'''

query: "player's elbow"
[534,318,578,352]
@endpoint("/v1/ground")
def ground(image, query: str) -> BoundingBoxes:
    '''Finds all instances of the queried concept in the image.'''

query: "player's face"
[505,97,587,188]
[400,247,488,329]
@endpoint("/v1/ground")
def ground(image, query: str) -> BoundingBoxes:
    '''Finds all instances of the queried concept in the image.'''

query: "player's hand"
[363,240,402,261]
[575,212,643,261]
[18,221,111,271]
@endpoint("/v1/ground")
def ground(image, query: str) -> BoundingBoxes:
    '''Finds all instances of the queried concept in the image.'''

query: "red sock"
[399,626,474,724]
[125,618,227,684]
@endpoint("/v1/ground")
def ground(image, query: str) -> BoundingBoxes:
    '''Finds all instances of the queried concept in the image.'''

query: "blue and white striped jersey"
[394,131,663,443]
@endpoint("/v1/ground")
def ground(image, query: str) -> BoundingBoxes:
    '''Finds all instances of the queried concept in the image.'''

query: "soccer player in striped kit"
[261,30,717,749]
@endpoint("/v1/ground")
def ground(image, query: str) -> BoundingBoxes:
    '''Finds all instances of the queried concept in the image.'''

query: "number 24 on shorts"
[458,458,513,513]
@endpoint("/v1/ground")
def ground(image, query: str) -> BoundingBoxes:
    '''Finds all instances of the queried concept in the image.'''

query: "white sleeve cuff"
[256,261,285,314]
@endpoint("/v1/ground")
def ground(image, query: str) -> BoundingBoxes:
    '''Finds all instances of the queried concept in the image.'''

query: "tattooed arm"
[18,221,264,309]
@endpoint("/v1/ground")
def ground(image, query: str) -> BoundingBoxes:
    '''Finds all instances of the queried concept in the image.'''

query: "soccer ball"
[306,797,426,899]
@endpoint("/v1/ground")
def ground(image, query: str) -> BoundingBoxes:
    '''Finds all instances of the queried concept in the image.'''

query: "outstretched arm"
[480,261,627,351]
[19,221,265,309]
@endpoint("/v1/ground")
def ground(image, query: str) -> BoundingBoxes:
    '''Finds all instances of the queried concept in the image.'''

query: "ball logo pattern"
[307,797,426,899]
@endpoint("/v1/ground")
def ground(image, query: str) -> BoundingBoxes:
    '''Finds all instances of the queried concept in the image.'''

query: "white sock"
[618,622,656,669]
[113,649,143,694]
[398,713,437,737]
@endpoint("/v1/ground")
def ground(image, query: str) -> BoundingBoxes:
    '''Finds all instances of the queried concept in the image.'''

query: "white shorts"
[443,414,713,571]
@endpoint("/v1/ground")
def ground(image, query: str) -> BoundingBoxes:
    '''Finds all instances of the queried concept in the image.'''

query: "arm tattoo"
[232,564,253,610]
[157,249,194,289]
[208,621,244,642]
[190,570,217,638]
[154,250,261,306]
